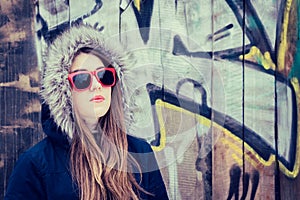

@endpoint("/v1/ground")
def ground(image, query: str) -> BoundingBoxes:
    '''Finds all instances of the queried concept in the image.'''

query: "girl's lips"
[90,95,105,102]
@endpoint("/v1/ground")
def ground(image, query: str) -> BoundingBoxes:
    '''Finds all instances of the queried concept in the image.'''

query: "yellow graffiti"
[217,122,274,168]
[231,153,243,166]
[240,46,276,70]
[277,0,293,72]
[152,99,212,152]
[152,79,300,177]
[220,138,260,169]
[134,0,141,12]
[152,100,166,151]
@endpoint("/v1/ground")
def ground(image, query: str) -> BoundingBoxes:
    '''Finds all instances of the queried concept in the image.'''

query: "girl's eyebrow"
[71,69,88,73]
[70,66,105,73]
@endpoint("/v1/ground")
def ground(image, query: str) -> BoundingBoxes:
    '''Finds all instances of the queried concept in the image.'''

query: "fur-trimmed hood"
[40,24,131,139]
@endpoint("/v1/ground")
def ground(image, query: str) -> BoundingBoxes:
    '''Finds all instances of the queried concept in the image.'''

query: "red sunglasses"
[68,68,116,91]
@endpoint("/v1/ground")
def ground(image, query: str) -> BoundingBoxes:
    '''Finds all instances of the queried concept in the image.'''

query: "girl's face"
[70,52,112,131]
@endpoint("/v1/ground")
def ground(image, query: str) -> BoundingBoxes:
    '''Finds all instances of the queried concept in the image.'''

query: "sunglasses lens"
[97,69,115,86]
[72,73,91,90]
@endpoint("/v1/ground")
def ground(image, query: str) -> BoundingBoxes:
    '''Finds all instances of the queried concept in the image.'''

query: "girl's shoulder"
[14,136,68,175]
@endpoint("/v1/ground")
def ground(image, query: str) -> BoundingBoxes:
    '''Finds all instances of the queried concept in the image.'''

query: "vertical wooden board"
[0,0,42,199]
[243,1,278,199]
[211,0,245,199]
[242,0,277,199]
[276,0,300,199]
[158,1,214,199]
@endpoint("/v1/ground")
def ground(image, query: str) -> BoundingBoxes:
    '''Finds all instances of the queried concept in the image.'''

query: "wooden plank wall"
[1,0,300,199]
[0,1,43,199]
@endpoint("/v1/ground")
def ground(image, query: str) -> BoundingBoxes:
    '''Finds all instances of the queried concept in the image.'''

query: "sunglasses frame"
[68,67,116,92]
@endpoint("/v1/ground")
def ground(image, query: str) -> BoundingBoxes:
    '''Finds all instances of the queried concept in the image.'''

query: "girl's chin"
[94,109,109,119]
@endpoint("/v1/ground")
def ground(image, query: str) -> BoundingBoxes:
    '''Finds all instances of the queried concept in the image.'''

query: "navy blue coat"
[5,114,169,200]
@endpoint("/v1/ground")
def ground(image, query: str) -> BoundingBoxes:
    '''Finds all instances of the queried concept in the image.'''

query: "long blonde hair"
[69,48,144,200]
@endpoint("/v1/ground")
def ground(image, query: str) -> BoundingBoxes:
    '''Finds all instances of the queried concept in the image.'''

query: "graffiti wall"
[1,0,300,199]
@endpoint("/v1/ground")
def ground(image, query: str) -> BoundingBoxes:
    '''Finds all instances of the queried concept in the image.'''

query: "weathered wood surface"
[0,1,43,199]
[1,0,300,199]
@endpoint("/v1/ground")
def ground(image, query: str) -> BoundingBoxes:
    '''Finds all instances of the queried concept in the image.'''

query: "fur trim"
[40,24,129,139]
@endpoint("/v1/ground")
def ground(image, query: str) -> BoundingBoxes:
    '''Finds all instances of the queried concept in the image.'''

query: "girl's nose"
[90,75,102,91]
